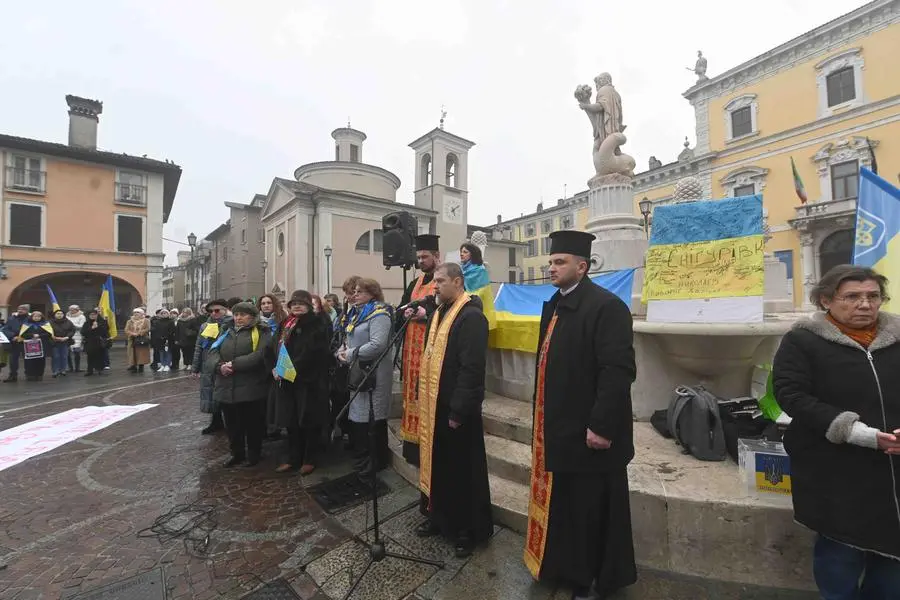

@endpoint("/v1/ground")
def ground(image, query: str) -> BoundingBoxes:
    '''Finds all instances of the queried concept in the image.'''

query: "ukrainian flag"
[46,284,61,313]
[275,343,297,382]
[99,275,118,338]
[490,269,635,353]
[462,263,497,330]
[853,168,900,311]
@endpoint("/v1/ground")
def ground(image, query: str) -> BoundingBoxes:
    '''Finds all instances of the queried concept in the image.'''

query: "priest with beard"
[398,234,440,466]
[524,230,637,600]
[414,262,493,558]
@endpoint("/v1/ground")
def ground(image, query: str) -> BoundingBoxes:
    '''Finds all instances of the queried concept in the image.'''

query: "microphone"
[400,295,436,312]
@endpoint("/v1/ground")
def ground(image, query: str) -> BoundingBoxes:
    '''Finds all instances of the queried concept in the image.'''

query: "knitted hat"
[230,302,259,317]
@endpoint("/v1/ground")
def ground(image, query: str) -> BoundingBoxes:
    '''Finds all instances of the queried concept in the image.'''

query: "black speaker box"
[382,211,417,267]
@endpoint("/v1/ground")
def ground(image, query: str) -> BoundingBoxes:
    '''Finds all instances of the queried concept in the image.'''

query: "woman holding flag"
[459,243,496,330]
[15,311,54,381]
[268,290,331,475]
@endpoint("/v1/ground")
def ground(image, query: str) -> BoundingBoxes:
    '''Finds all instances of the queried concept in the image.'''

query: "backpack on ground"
[651,385,727,462]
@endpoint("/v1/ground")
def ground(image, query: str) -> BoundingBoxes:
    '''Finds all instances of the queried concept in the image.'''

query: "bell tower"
[408,118,475,248]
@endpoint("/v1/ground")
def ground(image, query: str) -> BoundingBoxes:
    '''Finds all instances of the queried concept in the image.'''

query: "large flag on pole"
[853,168,900,311]
[99,275,118,338]
[46,284,61,313]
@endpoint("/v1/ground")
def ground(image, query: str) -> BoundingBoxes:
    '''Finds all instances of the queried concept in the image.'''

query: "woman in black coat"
[81,309,110,376]
[773,265,900,598]
[268,290,331,475]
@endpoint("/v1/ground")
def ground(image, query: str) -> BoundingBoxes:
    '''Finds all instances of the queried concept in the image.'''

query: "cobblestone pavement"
[0,378,818,600]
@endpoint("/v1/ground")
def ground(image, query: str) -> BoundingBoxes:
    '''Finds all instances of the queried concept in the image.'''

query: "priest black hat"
[415,234,440,252]
[548,230,595,258]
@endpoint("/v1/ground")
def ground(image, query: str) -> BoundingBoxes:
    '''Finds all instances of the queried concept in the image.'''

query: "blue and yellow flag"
[46,284,60,313]
[275,343,297,382]
[98,275,118,338]
[853,168,900,311]
[490,269,635,353]
[462,262,496,330]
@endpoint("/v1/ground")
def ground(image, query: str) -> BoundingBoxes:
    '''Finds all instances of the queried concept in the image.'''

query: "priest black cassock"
[397,234,440,466]
[524,230,637,600]
[415,262,493,559]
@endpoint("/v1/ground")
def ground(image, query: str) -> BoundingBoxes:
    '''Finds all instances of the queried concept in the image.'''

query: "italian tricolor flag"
[791,157,808,204]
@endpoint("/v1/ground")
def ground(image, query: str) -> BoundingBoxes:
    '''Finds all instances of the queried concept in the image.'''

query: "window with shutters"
[7,202,43,246]
[826,67,856,108]
[116,215,144,252]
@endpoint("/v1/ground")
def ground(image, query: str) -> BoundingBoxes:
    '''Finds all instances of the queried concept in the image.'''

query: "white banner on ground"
[0,404,157,472]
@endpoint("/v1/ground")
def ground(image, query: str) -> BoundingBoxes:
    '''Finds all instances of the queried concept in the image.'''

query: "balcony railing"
[793,197,857,221]
[115,182,147,206]
[5,167,46,193]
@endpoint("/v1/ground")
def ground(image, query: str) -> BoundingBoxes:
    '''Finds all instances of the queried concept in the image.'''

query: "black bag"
[718,397,778,462]
[133,335,150,347]
[348,359,376,393]
[652,385,727,462]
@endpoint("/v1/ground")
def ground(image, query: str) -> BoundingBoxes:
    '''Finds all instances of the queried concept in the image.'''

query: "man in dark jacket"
[207,302,271,467]
[2,305,31,383]
[415,262,492,559]
[523,230,637,600]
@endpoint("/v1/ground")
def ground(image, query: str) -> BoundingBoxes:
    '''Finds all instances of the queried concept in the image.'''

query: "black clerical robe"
[525,279,637,596]
[417,294,493,543]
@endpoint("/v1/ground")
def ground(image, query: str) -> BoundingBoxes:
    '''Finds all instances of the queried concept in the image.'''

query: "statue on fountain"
[575,73,636,185]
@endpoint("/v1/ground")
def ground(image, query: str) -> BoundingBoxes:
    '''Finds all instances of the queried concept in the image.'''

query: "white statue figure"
[575,76,635,182]
[688,51,708,82]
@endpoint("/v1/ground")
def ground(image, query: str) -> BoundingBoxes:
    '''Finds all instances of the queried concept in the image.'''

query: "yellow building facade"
[636,0,900,306]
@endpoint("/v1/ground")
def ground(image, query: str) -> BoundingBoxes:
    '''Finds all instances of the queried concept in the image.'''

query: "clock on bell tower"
[408,124,475,248]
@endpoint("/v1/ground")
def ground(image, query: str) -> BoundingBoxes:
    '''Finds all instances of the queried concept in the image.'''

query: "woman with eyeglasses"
[773,264,900,598]
[192,299,233,435]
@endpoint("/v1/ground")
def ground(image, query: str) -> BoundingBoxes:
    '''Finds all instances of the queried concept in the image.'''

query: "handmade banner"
[490,269,635,353]
[0,404,157,472]
[644,194,764,323]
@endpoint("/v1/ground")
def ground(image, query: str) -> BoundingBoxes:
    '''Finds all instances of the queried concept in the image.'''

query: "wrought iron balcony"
[115,182,147,206]
[5,167,46,193]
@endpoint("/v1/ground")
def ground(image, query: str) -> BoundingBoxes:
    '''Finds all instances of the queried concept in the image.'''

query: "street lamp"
[187,232,197,310]
[323,245,333,295]
[638,197,652,238]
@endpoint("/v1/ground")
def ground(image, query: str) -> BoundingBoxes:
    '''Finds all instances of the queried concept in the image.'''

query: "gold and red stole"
[524,313,559,579]
[400,274,437,443]
[417,292,471,499]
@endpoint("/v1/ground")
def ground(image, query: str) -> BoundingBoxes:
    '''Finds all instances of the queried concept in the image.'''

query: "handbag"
[348,358,376,393]
[133,334,150,347]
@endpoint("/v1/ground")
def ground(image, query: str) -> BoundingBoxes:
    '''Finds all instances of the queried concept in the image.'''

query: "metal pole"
[326,255,331,296]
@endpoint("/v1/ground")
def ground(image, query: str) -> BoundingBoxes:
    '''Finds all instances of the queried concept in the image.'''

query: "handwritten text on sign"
[643,234,765,301]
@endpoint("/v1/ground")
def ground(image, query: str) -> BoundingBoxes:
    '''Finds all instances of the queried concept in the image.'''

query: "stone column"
[584,176,648,312]
[799,232,816,309]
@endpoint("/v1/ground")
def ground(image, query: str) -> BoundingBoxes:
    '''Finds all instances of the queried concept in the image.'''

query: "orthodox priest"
[415,262,493,558]
[524,230,637,600]
[398,234,440,465]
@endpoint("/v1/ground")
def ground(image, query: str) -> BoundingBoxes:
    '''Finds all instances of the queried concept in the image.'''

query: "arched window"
[446,153,458,187]
[819,229,854,277]
[421,154,432,187]
[355,232,370,253]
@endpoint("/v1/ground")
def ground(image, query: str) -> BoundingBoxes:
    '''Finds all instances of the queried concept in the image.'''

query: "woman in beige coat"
[125,308,151,372]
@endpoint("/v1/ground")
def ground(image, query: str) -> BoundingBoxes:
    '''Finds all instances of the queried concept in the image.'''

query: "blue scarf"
[461,260,490,292]
[345,300,389,334]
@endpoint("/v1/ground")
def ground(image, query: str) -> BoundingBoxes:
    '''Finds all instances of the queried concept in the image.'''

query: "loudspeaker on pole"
[382,211,418,268]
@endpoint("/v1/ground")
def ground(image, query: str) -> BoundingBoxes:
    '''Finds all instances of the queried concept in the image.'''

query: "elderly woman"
[207,302,271,467]
[773,264,900,598]
[124,308,151,373]
[337,277,393,476]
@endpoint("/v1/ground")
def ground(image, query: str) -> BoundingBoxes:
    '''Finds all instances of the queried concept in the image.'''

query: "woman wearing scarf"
[125,308,151,373]
[268,291,330,474]
[66,305,86,373]
[15,311,53,381]
[336,277,393,477]
[257,294,288,439]
[81,309,110,376]
[192,299,233,435]
[773,265,900,597]
[49,309,75,377]
[459,242,496,330]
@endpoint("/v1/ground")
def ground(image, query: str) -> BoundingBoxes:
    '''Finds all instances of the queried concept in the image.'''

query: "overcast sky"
[1,0,865,264]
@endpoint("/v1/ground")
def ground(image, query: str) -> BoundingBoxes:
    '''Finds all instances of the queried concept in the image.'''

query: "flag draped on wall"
[853,168,900,312]
[791,157,808,204]
[99,275,118,338]
[490,269,635,353]
[46,285,61,313]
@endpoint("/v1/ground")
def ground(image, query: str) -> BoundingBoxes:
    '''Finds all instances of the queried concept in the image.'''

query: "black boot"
[202,411,224,435]
[3,374,17,383]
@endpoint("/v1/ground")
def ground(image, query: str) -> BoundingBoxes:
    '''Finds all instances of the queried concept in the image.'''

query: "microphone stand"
[330,315,444,600]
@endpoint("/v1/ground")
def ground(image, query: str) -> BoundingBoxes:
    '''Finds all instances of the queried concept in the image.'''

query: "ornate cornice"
[683,0,900,104]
